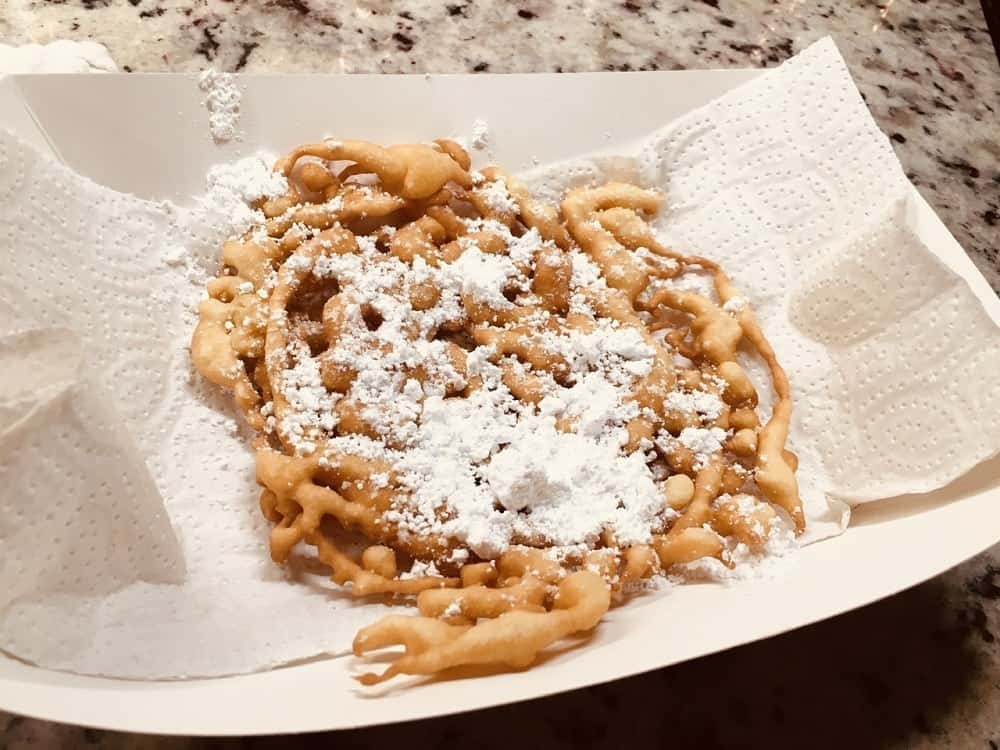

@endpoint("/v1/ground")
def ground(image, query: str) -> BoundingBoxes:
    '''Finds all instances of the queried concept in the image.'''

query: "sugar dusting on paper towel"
[162,153,288,286]
[196,153,287,236]
[199,69,241,144]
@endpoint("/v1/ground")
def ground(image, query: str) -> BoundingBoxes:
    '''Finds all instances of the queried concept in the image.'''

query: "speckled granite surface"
[1,0,999,747]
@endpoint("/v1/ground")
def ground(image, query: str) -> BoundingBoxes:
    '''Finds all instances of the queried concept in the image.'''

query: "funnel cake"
[191,138,802,685]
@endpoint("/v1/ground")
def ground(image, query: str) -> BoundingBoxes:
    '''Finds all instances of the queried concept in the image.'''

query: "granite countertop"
[2,1,999,747]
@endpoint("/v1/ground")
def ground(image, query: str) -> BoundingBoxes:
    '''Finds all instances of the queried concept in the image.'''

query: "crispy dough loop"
[353,571,610,685]
[563,184,658,303]
[485,167,573,249]
[276,140,472,200]
[190,138,804,686]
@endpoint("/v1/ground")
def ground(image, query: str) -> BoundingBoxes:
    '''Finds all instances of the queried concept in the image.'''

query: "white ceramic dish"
[0,69,997,735]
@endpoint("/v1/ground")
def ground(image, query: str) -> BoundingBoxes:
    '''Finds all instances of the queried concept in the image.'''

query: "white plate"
[0,70,998,735]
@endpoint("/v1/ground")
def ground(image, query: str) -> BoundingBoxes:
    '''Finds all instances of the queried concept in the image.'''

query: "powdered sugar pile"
[450,246,520,307]
[470,118,490,150]
[675,427,728,467]
[385,354,667,559]
[483,426,667,548]
[199,69,242,144]
[722,296,748,315]
[190,153,288,239]
[662,390,724,421]
[476,176,517,213]
[164,154,289,323]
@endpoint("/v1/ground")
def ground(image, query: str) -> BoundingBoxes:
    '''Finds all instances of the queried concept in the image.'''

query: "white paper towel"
[0,129,393,678]
[0,40,116,74]
[1,38,998,678]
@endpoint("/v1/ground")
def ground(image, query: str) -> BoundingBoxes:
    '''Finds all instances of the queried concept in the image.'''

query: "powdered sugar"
[399,559,441,579]
[276,342,339,456]
[675,426,729,466]
[723,296,748,314]
[390,382,665,558]
[537,320,654,388]
[672,500,799,583]
[160,155,290,336]
[476,177,518,214]
[662,389,724,422]
[483,424,665,547]
[199,69,242,144]
[656,426,730,470]
[508,228,548,268]
[450,246,520,308]
[190,154,289,240]
[470,118,490,150]
[546,373,635,440]
[206,154,286,204]
[161,243,210,288]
